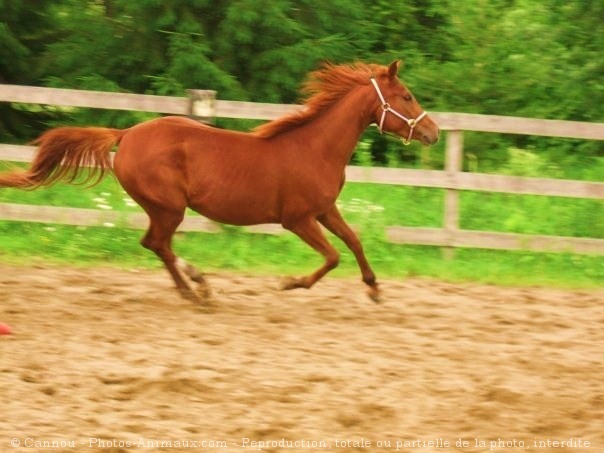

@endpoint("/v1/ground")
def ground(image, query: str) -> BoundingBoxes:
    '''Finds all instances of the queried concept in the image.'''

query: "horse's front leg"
[281,217,340,291]
[318,205,380,302]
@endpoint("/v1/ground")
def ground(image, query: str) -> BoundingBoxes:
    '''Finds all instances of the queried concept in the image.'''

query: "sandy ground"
[0,264,602,453]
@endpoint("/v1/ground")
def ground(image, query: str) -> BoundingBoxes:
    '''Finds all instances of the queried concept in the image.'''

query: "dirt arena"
[0,264,602,452]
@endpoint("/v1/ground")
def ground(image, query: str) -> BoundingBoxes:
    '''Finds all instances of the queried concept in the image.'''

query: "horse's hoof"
[280,276,307,291]
[280,277,297,291]
[180,289,203,304]
[367,286,381,303]
[196,283,212,301]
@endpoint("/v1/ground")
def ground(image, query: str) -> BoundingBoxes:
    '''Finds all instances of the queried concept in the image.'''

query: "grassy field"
[0,162,602,288]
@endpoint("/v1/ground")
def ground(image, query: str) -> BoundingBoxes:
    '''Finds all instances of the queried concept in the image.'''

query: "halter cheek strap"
[370,78,427,145]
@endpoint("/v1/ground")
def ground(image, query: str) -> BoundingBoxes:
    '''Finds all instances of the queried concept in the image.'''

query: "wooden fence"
[1,83,603,255]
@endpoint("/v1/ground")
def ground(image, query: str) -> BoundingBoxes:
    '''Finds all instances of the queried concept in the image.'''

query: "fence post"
[187,89,217,124]
[443,130,463,259]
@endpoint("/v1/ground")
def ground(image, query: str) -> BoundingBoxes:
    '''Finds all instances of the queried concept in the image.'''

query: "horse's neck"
[285,86,374,169]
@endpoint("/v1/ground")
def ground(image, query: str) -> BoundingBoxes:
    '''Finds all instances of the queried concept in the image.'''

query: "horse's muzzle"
[420,128,440,145]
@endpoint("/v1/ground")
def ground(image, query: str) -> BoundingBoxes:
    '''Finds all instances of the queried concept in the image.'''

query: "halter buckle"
[381,103,390,111]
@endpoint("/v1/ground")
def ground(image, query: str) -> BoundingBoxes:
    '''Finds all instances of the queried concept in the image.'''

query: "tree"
[1,0,601,169]
[0,0,67,141]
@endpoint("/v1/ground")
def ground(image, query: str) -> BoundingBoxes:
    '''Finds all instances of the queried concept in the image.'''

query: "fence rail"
[1,84,603,255]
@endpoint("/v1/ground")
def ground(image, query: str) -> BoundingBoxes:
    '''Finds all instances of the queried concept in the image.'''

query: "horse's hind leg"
[141,208,209,303]
[175,257,211,300]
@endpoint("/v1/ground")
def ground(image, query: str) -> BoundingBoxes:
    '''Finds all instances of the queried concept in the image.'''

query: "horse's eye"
[403,94,412,101]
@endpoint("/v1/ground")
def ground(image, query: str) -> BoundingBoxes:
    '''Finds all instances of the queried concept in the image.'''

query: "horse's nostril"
[422,133,439,145]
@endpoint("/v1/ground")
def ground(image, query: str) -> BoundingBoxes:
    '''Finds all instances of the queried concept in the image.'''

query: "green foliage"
[0,1,65,140]
[1,0,602,164]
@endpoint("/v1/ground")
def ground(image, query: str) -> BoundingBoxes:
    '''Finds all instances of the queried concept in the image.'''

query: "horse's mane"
[253,62,385,138]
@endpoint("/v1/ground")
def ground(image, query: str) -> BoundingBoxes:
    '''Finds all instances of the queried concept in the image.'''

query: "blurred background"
[1,0,602,169]
[0,0,602,285]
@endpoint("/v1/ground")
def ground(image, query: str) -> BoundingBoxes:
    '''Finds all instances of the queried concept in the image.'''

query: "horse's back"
[120,116,210,144]
[115,116,209,163]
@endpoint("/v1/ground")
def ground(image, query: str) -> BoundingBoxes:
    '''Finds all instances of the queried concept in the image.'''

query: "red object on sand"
[0,323,12,335]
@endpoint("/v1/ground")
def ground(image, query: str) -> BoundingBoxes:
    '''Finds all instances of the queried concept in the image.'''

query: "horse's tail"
[0,127,124,189]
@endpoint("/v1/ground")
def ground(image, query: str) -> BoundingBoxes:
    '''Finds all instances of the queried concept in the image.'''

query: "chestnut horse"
[0,61,439,303]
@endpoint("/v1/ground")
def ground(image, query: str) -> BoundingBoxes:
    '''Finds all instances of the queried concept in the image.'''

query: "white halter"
[370,77,427,145]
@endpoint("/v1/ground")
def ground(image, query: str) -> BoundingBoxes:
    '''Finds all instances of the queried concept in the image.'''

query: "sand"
[0,264,602,452]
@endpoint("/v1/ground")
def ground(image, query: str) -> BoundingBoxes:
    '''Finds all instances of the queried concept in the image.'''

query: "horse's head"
[370,60,439,145]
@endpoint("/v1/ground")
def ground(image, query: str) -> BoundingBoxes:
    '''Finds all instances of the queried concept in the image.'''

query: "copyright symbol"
[11,438,20,448]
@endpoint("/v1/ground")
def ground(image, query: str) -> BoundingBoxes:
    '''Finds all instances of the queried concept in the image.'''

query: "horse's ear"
[388,60,402,79]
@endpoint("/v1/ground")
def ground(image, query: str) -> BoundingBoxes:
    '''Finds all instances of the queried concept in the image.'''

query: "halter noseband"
[370,77,427,145]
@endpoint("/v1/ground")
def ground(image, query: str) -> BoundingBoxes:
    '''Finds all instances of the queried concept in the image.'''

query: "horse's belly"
[189,194,280,226]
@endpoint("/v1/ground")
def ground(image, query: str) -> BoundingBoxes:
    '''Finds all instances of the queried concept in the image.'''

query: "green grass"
[0,221,601,288]
[0,170,602,288]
